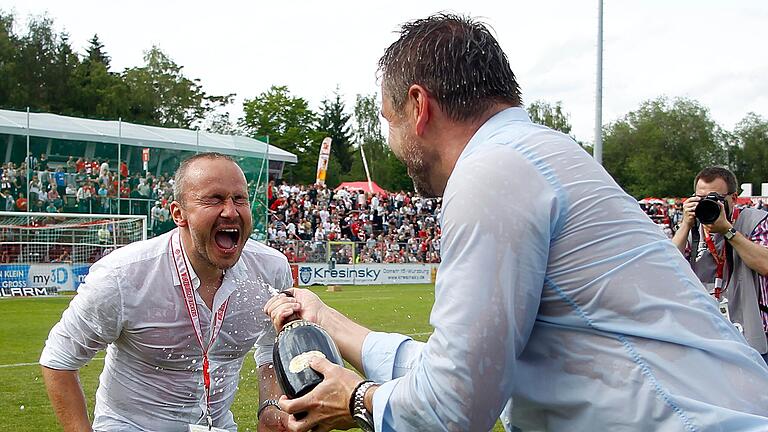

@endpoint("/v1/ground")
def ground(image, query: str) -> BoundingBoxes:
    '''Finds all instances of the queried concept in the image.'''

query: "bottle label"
[289,350,326,373]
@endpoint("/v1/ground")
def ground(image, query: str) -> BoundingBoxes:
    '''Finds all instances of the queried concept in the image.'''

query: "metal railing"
[264,239,441,264]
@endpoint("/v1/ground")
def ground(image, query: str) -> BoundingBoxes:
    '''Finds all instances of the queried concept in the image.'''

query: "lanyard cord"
[703,230,726,300]
[170,231,229,429]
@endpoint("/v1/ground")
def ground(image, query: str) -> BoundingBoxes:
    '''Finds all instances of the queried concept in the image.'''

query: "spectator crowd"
[5,154,768,267]
[265,181,442,264]
[1,153,176,236]
[1,154,443,264]
[641,197,768,238]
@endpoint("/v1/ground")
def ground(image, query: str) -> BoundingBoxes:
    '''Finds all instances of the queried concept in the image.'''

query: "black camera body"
[695,192,728,224]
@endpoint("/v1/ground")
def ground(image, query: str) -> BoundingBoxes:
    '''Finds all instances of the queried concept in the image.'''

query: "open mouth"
[214,227,240,252]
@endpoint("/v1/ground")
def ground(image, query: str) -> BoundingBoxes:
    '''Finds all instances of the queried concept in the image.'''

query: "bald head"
[173,153,240,205]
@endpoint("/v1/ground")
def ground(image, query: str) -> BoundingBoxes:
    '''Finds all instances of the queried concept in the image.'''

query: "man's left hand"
[704,201,733,234]
[277,356,361,432]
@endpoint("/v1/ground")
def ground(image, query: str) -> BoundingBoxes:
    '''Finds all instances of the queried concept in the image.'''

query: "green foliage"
[85,34,110,67]
[241,85,322,184]
[317,88,354,173]
[5,14,63,111]
[731,113,768,192]
[603,97,726,198]
[0,11,230,128]
[203,111,242,135]
[122,46,234,128]
[0,11,17,106]
[527,100,573,136]
[346,93,413,192]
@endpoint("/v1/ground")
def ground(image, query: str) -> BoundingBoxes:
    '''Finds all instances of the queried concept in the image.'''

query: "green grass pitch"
[0,284,505,431]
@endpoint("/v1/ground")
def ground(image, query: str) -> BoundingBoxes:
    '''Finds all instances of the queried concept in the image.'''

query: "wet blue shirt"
[361,107,768,431]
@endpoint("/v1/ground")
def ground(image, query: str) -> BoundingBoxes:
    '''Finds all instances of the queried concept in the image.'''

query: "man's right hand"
[264,289,329,332]
[680,196,700,231]
[266,288,372,372]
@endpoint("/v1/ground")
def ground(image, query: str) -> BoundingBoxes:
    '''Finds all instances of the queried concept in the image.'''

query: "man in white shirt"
[318,208,330,226]
[99,160,110,179]
[41,153,291,431]
[151,200,165,235]
[264,13,768,432]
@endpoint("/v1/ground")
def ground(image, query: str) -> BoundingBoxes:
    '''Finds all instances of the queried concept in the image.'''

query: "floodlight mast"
[594,0,604,165]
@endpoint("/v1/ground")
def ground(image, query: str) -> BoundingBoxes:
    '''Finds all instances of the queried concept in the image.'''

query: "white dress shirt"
[362,108,768,431]
[40,229,292,431]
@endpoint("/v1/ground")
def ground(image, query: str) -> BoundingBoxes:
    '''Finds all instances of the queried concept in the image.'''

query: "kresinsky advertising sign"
[296,263,434,286]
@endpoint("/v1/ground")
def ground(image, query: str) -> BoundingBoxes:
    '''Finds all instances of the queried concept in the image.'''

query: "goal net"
[327,241,356,265]
[0,211,147,265]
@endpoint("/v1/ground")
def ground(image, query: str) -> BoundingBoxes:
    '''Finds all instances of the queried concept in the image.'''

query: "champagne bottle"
[272,292,343,418]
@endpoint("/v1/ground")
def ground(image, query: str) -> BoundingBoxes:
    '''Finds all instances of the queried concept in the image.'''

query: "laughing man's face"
[175,158,252,272]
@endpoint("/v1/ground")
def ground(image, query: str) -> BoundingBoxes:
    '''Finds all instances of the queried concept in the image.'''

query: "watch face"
[353,413,374,432]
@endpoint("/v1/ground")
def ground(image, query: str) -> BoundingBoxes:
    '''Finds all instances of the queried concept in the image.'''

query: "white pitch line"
[1,334,433,369]
[0,357,105,368]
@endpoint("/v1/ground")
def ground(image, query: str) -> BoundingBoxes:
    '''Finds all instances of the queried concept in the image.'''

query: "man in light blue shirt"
[265,13,768,432]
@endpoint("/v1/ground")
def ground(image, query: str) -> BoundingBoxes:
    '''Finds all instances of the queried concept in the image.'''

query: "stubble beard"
[190,227,238,272]
[400,134,436,198]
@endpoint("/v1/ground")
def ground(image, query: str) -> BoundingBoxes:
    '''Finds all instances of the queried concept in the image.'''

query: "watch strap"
[349,380,374,416]
[257,399,281,420]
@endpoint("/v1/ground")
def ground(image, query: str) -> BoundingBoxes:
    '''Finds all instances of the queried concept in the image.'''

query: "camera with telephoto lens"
[694,192,727,224]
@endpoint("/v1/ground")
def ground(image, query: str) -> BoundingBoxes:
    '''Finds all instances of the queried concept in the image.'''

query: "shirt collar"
[168,229,248,312]
[440,107,530,229]
[456,106,531,165]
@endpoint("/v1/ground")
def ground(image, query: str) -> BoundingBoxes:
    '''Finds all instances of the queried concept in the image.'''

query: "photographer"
[672,166,768,363]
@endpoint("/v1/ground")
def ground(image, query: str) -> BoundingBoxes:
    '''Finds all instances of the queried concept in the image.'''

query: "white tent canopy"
[0,108,297,163]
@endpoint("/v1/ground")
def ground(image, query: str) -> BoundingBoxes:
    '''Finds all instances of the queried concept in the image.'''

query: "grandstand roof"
[0,108,297,163]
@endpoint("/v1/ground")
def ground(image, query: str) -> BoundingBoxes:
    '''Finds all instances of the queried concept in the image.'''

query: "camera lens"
[695,199,721,224]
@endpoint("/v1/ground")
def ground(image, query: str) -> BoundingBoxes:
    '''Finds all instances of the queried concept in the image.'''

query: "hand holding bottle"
[264,288,328,332]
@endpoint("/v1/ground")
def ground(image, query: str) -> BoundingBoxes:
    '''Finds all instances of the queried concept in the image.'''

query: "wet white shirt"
[40,229,292,431]
[362,108,768,431]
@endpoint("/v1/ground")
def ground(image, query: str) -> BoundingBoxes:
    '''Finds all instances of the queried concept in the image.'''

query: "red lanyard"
[703,207,741,300]
[703,230,725,299]
[170,231,229,428]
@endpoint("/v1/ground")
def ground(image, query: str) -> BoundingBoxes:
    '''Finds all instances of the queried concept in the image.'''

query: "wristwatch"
[350,380,376,431]
[257,399,280,420]
[724,227,737,241]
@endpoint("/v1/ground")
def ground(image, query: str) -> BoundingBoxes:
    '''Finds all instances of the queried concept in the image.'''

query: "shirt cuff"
[39,343,84,371]
[361,332,413,382]
[372,376,401,432]
[253,344,274,367]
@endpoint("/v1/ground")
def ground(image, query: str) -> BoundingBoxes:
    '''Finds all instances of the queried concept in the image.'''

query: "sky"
[6,0,768,144]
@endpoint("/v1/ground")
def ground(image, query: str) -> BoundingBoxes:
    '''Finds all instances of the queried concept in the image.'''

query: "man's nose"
[220,198,239,218]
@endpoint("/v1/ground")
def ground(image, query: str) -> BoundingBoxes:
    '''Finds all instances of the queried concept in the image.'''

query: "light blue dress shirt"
[361,107,768,431]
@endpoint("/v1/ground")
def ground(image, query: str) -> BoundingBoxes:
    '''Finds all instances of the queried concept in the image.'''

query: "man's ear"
[170,201,187,227]
[407,84,431,136]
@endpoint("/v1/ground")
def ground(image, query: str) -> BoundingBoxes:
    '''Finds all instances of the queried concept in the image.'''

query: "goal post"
[327,241,356,265]
[0,211,147,265]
